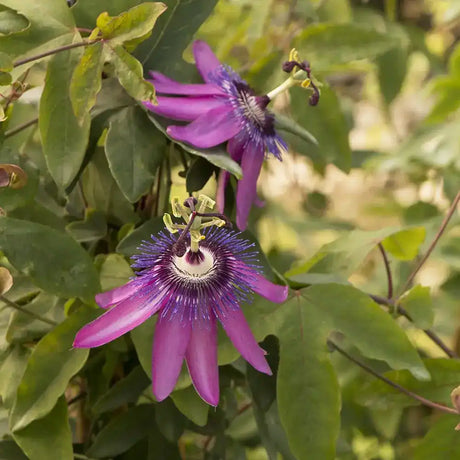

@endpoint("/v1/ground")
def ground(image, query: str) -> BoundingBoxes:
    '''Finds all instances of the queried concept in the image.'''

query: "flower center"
[234,83,269,129]
[172,248,215,279]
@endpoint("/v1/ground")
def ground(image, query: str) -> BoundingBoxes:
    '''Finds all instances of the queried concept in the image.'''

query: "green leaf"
[136,0,218,78]
[116,217,166,256]
[70,41,104,122]
[96,3,166,46]
[358,358,460,409]
[381,227,426,260]
[88,404,156,458]
[274,112,318,146]
[413,415,460,459]
[39,49,90,189]
[0,217,100,299]
[130,315,156,378]
[286,226,408,279]
[6,293,60,344]
[0,0,76,64]
[13,397,73,460]
[304,284,429,380]
[97,253,133,292]
[9,307,98,432]
[377,46,408,105]
[147,113,242,178]
[0,440,27,460]
[81,148,138,225]
[0,6,29,36]
[288,85,351,173]
[105,106,165,202]
[171,385,209,427]
[93,366,151,414]
[186,157,215,193]
[398,285,434,329]
[0,345,30,409]
[277,297,340,460]
[155,399,185,442]
[294,23,399,70]
[66,209,107,243]
[0,50,13,70]
[106,45,156,103]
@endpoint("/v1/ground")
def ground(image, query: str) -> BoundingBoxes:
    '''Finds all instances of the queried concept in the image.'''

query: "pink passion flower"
[73,197,288,406]
[143,40,288,231]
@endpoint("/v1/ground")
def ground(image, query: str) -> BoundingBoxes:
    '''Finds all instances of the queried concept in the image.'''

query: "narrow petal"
[152,315,191,402]
[148,71,224,96]
[186,317,219,406]
[144,96,224,122]
[236,144,265,230]
[227,135,245,162]
[193,40,221,82]
[252,273,288,303]
[73,293,160,348]
[167,106,240,148]
[217,308,271,375]
[95,281,138,309]
[216,169,230,213]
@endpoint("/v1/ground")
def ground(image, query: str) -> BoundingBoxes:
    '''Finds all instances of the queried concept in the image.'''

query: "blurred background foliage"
[0,0,460,459]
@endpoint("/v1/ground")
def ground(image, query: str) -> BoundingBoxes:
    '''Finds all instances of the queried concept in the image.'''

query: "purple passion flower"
[144,40,288,231]
[73,217,288,406]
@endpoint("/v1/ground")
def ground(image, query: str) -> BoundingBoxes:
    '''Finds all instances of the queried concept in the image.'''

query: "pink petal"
[95,281,138,309]
[217,308,271,375]
[186,317,219,406]
[148,71,224,96]
[144,96,225,122]
[216,169,230,213]
[167,106,240,148]
[227,136,246,163]
[152,315,191,402]
[73,293,160,348]
[252,273,288,303]
[193,40,221,83]
[236,144,265,230]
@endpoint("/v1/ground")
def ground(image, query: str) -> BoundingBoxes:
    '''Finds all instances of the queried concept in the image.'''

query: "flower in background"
[74,196,288,406]
[144,40,289,231]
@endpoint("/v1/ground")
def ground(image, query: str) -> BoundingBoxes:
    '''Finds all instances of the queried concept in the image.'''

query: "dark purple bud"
[282,61,297,73]
[184,197,198,210]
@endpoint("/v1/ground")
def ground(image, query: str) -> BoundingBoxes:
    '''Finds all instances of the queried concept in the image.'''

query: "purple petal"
[252,273,288,303]
[193,40,221,83]
[167,106,240,148]
[152,315,191,402]
[227,135,245,162]
[216,169,230,213]
[185,317,219,406]
[217,308,271,375]
[148,71,224,96]
[144,96,225,122]
[236,144,265,230]
[73,293,160,348]
[95,281,138,309]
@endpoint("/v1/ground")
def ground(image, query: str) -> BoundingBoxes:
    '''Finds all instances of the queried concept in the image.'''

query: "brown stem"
[4,117,38,138]
[399,191,460,296]
[329,340,458,415]
[378,243,393,299]
[369,294,457,359]
[13,39,101,68]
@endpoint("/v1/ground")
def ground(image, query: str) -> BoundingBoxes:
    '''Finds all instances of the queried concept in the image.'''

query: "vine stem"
[369,294,458,358]
[4,117,38,138]
[329,340,459,415]
[0,295,58,326]
[378,243,393,299]
[13,39,101,68]
[399,191,460,296]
